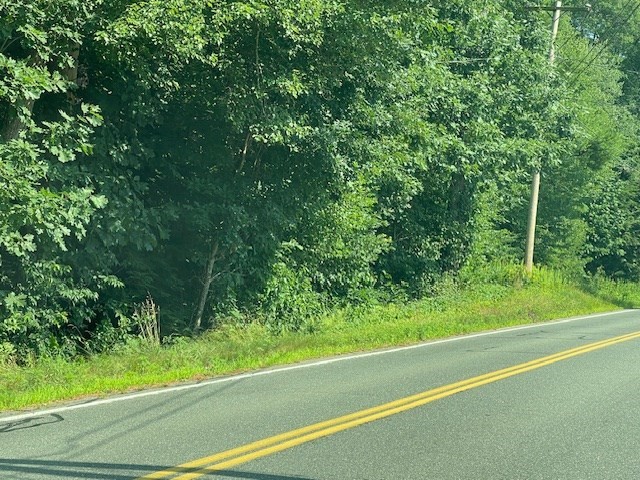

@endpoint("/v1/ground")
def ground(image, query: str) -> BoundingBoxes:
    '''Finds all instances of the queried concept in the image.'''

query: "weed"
[133,296,161,346]
[1,269,638,412]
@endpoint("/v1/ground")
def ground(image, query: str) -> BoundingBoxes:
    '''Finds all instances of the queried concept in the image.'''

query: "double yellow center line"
[140,329,640,479]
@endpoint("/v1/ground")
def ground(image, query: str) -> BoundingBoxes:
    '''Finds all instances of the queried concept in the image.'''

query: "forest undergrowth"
[2,265,637,412]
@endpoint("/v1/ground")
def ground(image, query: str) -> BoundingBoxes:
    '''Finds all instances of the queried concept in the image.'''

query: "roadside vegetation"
[2,2,640,410]
[2,266,639,411]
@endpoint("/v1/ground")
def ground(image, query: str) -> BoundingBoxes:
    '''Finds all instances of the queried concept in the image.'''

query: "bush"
[257,261,325,332]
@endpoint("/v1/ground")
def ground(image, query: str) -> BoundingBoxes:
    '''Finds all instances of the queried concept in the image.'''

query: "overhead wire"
[560,0,636,66]
[563,0,640,86]
[554,3,594,52]
[563,0,636,54]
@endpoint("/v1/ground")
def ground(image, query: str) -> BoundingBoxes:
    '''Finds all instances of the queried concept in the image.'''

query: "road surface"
[1,309,639,479]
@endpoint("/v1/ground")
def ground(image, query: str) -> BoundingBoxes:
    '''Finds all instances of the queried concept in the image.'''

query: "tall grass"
[1,265,638,412]
[578,274,640,309]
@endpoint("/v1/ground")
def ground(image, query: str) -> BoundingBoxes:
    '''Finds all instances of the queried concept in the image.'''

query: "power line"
[554,4,594,52]
[561,0,637,66]
[562,0,636,70]
[565,0,640,86]
[566,40,611,84]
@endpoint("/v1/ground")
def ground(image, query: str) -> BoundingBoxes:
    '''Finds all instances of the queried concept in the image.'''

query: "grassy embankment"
[1,268,639,412]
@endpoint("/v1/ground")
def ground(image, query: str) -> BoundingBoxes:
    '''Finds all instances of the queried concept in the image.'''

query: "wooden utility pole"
[523,2,592,273]
[524,0,563,274]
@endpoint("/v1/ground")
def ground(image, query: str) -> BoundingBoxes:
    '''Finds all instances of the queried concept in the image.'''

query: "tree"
[0,0,112,358]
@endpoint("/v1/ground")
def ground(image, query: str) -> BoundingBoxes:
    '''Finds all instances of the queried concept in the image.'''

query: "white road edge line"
[1,309,635,423]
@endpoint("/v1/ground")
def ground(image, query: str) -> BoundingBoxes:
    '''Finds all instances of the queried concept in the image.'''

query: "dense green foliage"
[1,0,639,362]
[3,268,637,411]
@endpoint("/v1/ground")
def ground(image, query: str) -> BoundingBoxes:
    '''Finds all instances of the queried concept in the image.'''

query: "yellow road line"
[140,330,640,479]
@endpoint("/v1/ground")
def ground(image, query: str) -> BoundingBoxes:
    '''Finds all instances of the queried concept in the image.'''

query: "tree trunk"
[62,45,80,83]
[448,173,467,223]
[192,241,220,331]
[1,95,38,141]
[1,52,45,141]
[62,44,80,104]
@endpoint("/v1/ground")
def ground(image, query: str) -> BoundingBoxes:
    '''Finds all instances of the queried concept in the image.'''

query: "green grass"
[1,272,638,412]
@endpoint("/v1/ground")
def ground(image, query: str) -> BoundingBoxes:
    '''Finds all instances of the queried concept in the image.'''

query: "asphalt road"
[1,309,639,479]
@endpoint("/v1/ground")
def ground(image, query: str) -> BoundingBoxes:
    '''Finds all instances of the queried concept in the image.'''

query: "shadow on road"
[59,377,247,460]
[0,459,317,479]
[0,414,63,433]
